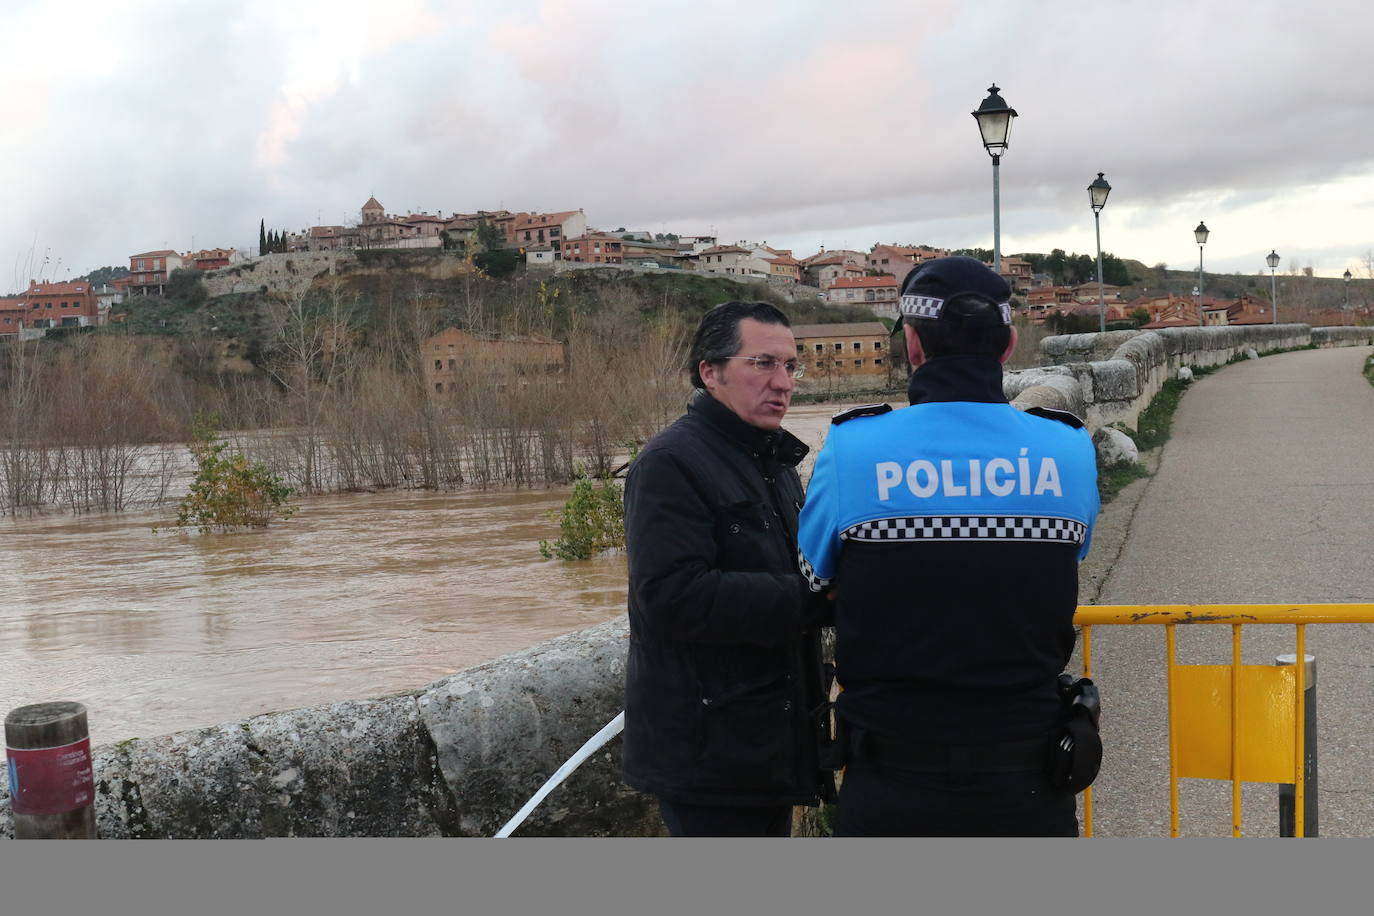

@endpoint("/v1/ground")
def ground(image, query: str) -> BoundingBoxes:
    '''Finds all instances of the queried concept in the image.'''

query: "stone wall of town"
[200,252,352,298]
[200,250,474,299]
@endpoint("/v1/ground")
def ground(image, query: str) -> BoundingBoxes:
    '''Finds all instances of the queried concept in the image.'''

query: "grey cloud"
[8,0,1374,281]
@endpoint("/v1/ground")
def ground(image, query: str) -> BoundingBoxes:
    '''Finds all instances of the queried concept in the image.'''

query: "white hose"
[493,711,625,838]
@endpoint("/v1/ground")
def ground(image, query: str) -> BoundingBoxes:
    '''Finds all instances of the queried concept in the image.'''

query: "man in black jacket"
[622,300,829,837]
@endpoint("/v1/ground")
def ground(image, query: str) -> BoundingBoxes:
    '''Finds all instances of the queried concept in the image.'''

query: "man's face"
[699,318,797,430]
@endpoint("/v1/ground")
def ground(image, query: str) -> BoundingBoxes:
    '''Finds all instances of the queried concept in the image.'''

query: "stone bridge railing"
[1004,324,1373,436]
[5,322,1369,839]
[2,619,653,838]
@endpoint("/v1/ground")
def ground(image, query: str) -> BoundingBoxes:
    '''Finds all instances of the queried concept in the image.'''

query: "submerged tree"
[539,466,626,561]
[168,411,296,533]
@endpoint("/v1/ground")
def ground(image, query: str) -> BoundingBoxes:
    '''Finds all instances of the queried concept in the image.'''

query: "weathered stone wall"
[201,250,475,299]
[1,618,660,839]
[201,252,352,298]
[1007,324,1318,432]
[1312,327,1374,348]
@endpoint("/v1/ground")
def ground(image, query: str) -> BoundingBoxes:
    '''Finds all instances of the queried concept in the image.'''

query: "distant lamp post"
[1194,221,1210,326]
[1266,250,1281,325]
[972,84,1017,277]
[1089,172,1112,332]
[1344,268,1352,323]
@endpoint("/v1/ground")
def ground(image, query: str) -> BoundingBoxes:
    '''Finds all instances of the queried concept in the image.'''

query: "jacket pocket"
[716,500,777,568]
[693,675,795,792]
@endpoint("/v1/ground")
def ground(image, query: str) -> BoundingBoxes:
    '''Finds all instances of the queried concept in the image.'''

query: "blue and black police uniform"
[798,257,1099,836]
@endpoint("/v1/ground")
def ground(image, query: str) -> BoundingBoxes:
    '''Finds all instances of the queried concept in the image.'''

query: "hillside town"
[4,196,1371,342]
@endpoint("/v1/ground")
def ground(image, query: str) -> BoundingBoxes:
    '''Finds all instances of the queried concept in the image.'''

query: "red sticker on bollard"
[6,738,95,816]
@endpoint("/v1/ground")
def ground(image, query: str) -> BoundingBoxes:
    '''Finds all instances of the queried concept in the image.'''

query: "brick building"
[802,250,867,288]
[791,321,891,379]
[2,279,100,332]
[424,328,565,394]
[187,248,237,270]
[512,211,587,253]
[765,253,801,283]
[0,295,25,336]
[561,234,625,264]
[128,250,186,295]
[824,275,900,319]
[866,245,950,289]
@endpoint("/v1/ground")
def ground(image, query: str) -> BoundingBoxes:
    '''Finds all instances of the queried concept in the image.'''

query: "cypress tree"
[259,219,266,256]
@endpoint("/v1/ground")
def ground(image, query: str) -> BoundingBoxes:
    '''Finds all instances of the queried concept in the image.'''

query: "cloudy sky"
[4,0,1372,291]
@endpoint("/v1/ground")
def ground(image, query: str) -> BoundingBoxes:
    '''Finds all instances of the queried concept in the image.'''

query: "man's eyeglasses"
[720,356,805,379]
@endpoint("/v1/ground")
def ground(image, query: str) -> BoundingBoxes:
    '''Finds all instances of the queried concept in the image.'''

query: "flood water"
[1,403,851,755]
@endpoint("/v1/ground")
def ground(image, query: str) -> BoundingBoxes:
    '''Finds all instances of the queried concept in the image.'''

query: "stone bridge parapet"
[1004,324,1373,434]
[2,619,655,838]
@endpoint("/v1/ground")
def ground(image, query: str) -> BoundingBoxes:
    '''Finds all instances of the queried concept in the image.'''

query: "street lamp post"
[1266,250,1280,325]
[972,85,1017,278]
[1344,269,1352,324]
[1194,222,1210,327]
[1089,172,1112,332]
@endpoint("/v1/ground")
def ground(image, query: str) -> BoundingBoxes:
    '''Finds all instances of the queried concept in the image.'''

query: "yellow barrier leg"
[1166,624,1180,837]
[1231,624,1243,837]
[1295,625,1306,838]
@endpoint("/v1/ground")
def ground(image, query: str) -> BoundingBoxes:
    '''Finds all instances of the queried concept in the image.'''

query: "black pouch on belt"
[1046,674,1102,793]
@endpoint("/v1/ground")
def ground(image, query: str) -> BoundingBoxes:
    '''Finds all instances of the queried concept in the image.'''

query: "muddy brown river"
[1,403,854,755]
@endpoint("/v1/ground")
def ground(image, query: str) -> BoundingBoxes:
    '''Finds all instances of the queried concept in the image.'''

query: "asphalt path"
[1081,345,1374,836]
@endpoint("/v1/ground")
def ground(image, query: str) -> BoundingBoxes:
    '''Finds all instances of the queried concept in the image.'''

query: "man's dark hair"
[904,293,1012,361]
[688,300,791,389]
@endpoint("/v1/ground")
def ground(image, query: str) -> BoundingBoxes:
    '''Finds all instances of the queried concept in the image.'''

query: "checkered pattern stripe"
[799,549,831,593]
[899,294,945,319]
[898,295,1013,326]
[841,515,1087,545]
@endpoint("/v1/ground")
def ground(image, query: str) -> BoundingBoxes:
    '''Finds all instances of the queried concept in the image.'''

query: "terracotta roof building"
[790,321,891,380]
[825,275,900,319]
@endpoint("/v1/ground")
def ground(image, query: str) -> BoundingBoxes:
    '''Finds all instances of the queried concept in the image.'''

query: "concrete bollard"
[1274,654,1317,838]
[5,702,97,839]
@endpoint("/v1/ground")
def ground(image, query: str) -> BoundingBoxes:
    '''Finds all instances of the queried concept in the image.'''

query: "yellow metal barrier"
[1072,603,1374,837]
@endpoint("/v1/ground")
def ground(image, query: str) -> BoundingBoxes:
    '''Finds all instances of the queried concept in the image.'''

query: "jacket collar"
[688,390,809,468]
[907,355,1008,405]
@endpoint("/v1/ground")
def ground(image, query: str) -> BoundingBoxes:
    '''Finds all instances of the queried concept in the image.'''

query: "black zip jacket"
[622,391,824,807]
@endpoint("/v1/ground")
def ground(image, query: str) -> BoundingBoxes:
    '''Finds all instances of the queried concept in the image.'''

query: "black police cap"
[896,256,1012,331]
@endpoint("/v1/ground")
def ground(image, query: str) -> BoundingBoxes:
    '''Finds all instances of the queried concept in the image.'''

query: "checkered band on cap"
[898,295,1012,326]
[841,515,1087,545]
[899,294,946,320]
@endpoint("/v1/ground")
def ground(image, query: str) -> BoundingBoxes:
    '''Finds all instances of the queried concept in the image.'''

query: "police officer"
[797,257,1099,836]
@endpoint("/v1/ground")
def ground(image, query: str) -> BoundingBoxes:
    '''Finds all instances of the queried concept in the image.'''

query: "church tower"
[361,196,384,225]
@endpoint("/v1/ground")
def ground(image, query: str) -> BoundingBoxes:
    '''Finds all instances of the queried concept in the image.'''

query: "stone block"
[1090,359,1140,403]
[81,696,447,838]
[420,617,659,837]
[1093,427,1139,468]
[1006,369,1087,421]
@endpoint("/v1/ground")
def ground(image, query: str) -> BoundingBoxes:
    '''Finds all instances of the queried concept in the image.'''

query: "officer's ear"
[998,325,1018,365]
[903,324,926,369]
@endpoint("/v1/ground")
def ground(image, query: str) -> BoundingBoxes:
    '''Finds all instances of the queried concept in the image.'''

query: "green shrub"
[539,469,625,560]
[167,411,296,533]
